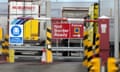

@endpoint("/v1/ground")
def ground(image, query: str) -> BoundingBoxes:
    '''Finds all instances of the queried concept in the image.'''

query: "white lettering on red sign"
[54,25,62,28]
[54,25,68,37]
[12,6,35,11]
[54,33,68,37]
[72,24,82,27]
[52,24,69,38]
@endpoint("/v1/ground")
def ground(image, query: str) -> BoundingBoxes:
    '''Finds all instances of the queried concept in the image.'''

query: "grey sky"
[0,0,8,2]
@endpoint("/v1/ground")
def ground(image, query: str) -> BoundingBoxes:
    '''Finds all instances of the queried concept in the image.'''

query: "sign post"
[114,0,119,59]
[98,16,110,65]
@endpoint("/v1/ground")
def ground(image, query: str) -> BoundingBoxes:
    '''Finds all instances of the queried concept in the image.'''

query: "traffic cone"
[41,48,46,63]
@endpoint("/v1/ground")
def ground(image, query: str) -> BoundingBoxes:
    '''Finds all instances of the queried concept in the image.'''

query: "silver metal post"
[46,0,51,27]
[114,0,119,58]
[56,39,59,56]
[101,66,105,72]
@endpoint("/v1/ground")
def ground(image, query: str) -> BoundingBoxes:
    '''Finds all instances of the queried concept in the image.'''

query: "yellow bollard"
[94,33,100,57]
[46,48,53,63]
[0,48,2,54]
[88,57,101,72]
[46,27,53,63]
[107,57,119,72]
[83,31,89,67]
[8,49,15,63]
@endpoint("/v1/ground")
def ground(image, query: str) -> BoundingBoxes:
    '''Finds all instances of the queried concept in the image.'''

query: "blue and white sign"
[9,25,23,45]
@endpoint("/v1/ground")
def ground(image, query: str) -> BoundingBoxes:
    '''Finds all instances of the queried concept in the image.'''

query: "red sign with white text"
[52,23,69,38]
[70,24,83,38]
[52,23,83,39]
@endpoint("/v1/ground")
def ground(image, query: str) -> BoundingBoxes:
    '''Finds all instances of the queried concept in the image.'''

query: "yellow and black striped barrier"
[1,42,9,54]
[46,27,53,63]
[93,3,99,20]
[1,34,15,63]
[83,31,89,66]
[1,34,9,62]
[87,42,94,67]
[2,34,9,55]
[88,57,101,72]
[83,2,99,68]
[83,31,95,67]
[94,33,100,57]
[46,27,52,45]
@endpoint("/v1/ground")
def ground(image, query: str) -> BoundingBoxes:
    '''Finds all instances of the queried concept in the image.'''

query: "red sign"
[52,23,69,38]
[70,24,83,38]
[98,18,110,65]
[52,23,83,39]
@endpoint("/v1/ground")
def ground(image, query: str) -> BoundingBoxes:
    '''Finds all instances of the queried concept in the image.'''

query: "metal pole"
[46,0,51,27]
[99,0,103,16]
[101,66,105,72]
[114,0,119,58]
[36,17,85,21]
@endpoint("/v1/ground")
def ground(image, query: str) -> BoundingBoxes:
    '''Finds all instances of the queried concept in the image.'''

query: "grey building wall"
[40,2,97,17]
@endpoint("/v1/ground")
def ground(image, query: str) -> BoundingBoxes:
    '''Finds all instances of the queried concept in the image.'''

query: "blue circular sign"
[75,28,79,32]
[11,26,21,36]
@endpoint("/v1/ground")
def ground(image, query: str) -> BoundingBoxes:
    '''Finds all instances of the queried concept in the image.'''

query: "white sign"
[101,24,107,33]
[10,2,39,14]
[9,25,23,45]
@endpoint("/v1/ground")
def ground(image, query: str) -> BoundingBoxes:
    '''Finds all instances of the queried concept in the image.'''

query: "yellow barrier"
[1,34,9,63]
[46,27,53,63]
[8,49,15,63]
[46,49,53,63]
[88,57,100,72]
[24,19,39,40]
[83,31,89,67]
[0,27,3,41]
[107,57,119,72]
[87,42,94,67]
[94,33,100,57]
[24,20,31,40]
[31,20,39,40]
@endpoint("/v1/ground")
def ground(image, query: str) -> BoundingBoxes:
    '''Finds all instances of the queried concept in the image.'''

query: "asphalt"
[0,60,87,72]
